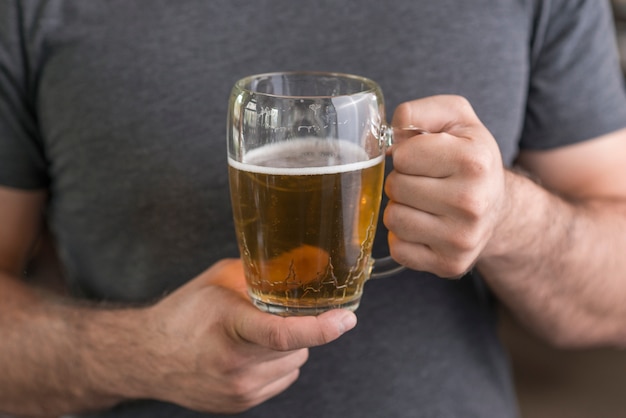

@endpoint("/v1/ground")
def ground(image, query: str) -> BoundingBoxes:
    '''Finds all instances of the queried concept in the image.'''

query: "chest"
[23,0,533,299]
[33,1,530,173]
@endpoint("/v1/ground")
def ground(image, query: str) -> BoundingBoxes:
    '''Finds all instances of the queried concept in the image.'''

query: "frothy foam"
[229,138,383,175]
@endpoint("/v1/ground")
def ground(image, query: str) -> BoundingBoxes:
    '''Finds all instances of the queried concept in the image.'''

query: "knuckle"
[444,95,475,120]
[454,187,490,222]
[436,257,471,279]
[447,219,486,254]
[394,101,414,124]
[459,149,492,178]
[431,241,476,279]
[216,351,247,376]
[450,95,472,111]
[448,231,476,254]
[227,376,256,400]
[267,326,292,351]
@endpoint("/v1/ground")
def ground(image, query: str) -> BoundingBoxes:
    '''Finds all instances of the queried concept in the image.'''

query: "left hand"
[384,95,507,278]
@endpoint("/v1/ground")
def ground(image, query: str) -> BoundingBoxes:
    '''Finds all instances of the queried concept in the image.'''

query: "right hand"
[137,259,357,414]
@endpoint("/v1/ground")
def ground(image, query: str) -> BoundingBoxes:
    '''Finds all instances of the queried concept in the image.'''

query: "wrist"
[481,169,555,261]
[78,303,162,403]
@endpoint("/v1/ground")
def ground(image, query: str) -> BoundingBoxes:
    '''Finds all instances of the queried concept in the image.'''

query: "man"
[1,0,625,417]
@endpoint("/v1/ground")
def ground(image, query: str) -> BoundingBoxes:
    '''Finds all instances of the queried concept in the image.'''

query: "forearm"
[478,170,626,348]
[0,273,152,416]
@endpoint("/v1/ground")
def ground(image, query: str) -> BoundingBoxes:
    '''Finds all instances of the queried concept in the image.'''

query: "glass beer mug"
[227,71,408,316]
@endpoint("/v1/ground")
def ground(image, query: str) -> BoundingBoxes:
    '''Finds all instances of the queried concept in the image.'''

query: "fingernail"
[339,311,357,334]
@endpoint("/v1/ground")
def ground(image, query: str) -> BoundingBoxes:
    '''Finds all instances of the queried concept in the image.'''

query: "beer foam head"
[229,138,383,175]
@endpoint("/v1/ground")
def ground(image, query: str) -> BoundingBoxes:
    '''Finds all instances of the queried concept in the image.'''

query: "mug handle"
[379,125,430,149]
[369,125,430,279]
[370,256,406,279]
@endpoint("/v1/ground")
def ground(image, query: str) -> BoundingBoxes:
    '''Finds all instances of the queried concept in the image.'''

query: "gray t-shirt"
[1,0,625,417]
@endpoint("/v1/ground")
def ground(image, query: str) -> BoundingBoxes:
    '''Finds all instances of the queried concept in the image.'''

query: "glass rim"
[233,71,381,99]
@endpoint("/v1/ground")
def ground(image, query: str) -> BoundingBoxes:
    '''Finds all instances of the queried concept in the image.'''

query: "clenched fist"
[385,95,507,278]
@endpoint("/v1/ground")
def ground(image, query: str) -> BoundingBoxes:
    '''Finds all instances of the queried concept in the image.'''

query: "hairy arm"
[0,186,356,416]
[1,273,144,415]
[478,129,626,348]
[0,187,151,414]
[386,96,626,349]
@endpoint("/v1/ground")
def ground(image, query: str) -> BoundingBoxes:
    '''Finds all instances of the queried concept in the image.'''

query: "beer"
[228,138,385,315]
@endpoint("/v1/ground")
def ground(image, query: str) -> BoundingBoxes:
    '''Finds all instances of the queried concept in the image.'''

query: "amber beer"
[229,138,385,315]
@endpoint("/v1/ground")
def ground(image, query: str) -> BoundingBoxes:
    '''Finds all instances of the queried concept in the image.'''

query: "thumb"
[236,309,358,351]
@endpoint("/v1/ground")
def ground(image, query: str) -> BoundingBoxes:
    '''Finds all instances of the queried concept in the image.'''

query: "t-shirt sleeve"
[521,0,626,150]
[0,0,49,189]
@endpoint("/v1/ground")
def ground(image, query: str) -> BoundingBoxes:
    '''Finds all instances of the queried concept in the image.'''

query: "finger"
[253,368,301,403]
[385,171,454,215]
[205,366,302,414]
[236,308,357,351]
[238,348,309,390]
[392,95,482,139]
[231,336,311,368]
[217,347,309,398]
[388,232,473,279]
[390,131,462,178]
[383,200,448,246]
[385,197,485,267]
[386,169,490,219]
[226,369,302,414]
[390,128,497,180]
[383,200,466,265]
